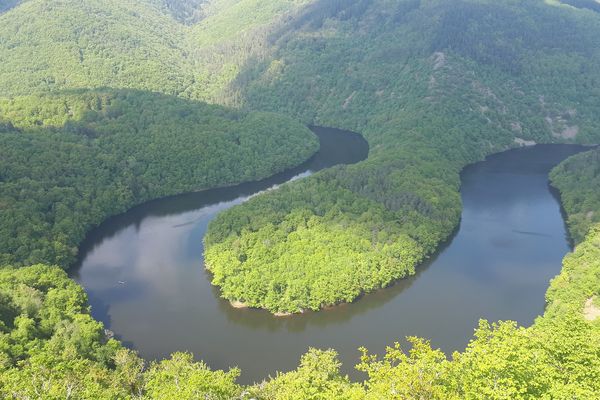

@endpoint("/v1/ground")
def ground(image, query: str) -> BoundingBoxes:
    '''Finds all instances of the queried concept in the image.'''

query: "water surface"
[72,134,586,383]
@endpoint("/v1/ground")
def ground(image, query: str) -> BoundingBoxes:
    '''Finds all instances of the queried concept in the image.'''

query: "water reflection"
[72,137,588,383]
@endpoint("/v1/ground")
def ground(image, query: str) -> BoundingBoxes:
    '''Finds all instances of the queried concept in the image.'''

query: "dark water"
[72,134,586,383]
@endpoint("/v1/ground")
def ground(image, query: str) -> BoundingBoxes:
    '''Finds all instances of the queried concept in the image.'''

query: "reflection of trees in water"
[70,127,368,277]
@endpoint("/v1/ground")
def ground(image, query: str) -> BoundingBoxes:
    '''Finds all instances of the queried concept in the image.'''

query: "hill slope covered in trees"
[205,0,600,313]
[1,0,600,398]
[2,229,599,397]
[0,0,309,103]
[551,147,600,244]
[0,89,317,267]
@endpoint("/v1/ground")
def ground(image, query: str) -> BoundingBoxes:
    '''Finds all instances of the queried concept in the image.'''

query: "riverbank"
[73,143,584,383]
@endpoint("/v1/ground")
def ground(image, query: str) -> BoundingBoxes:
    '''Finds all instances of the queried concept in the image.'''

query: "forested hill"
[0,0,308,103]
[0,0,322,267]
[0,0,195,96]
[0,89,317,267]
[1,0,600,397]
[551,147,600,244]
[205,0,600,314]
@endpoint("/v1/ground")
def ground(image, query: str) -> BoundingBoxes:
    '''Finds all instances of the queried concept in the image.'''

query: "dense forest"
[0,89,317,267]
[551,147,600,244]
[2,228,599,397]
[1,0,600,398]
[205,0,600,313]
[0,0,310,104]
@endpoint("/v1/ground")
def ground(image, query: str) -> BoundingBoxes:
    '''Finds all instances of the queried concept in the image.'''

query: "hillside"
[551,147,600,243]
[0,0,196,96]
[0,0,321,268]
[205,0,600,313]
[0,0,308,103]
[0,89,317,267]
[2,230,599,397]
[1,0,600,398]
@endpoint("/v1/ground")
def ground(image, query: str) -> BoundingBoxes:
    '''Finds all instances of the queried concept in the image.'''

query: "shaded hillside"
[0,0,308,103]
[163,0,209,24]
[0,89,317,267]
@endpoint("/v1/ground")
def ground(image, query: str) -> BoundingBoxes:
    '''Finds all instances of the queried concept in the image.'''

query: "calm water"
[71,132,586,383]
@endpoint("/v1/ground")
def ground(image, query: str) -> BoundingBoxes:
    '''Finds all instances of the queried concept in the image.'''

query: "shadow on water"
[549,185,576,250]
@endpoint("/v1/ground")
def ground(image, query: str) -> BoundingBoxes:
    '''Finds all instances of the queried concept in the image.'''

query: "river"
[71,128,586,383]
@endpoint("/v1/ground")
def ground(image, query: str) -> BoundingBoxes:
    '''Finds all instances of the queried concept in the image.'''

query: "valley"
[1,0,600,398]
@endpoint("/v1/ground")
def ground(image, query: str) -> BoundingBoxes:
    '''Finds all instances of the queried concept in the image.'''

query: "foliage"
[205,176,429,313]
[163,0,209,25]
[205,0,600,313]
[0,265,245,399]
[0,0,196,97]
[1,0,600,398]
[248,349,364,399]
[144,352,241,400]
[0,0,310,104]
[545,224,600,318]
[357,337,449,400]
[0,264,131,398]
[0,89,317,267]
[550,147,600,243]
